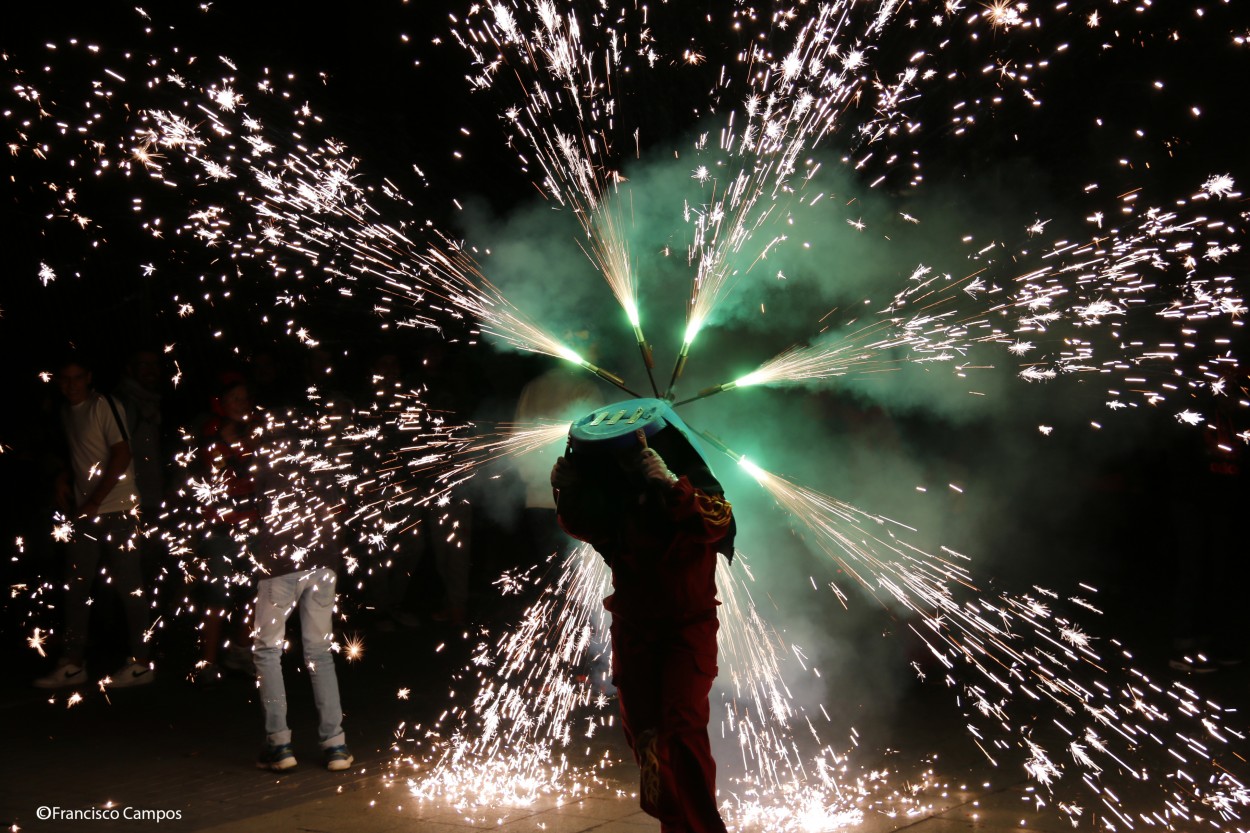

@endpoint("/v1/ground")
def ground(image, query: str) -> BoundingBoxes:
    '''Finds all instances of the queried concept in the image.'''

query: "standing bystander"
[194,374,262,683]
[113,348,166,514]
[35,354,154,689]
[113,348,168,590]
[249,424,355,772]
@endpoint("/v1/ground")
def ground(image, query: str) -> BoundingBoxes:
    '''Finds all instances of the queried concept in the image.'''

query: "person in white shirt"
[34,356,154,689]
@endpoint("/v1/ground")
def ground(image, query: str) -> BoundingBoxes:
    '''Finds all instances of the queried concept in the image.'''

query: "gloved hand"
[638,448,678,486]
[550,456,578,491]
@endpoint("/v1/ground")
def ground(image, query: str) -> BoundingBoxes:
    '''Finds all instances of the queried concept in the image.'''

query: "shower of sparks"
[169,386,474,578]
[397,543,618,809]
[394,540,929,829]
[13,3,1238,422]
[458,4,642,330]
[455,0,975,372]
[966,187,1246,415]
[733,453,1250,829]
[723,293,975,394]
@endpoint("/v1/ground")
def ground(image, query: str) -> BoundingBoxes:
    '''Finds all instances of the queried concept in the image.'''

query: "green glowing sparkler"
[623,299,660,397]
[663,315,705,400]
[737,455,767,482]
[672,367,770,408]
[557,343,641,398]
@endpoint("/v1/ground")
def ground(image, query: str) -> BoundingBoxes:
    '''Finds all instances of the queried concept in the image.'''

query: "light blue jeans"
[253,569,346,749]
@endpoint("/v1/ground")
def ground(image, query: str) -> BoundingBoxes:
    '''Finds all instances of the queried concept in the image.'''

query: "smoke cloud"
[450,127,1162,755]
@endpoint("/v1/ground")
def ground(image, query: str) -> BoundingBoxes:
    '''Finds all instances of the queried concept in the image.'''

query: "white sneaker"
[33,661,88,689]
[107,659,155,688]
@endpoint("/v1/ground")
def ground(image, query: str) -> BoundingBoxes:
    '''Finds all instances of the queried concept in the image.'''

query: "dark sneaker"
[108,660,155,688]
[324,745,354,772]
[34,661,87,689]
[1169,653,1219,673]
[257,743,297,771]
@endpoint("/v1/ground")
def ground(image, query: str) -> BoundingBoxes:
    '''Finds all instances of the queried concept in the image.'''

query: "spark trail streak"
[414,241,640,395]
[675,286,978,405]
[459,4,659,389]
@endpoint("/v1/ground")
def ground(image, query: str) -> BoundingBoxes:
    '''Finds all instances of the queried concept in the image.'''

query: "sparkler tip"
[738,456,766,481]
[683,318,703,347]
[556,345,585,366]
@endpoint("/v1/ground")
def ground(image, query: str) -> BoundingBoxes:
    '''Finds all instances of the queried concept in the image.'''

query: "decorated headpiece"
[567,396,733,559]
[569,397,701,456]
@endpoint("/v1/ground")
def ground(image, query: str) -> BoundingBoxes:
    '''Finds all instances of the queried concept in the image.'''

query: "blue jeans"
[253,569,345,748]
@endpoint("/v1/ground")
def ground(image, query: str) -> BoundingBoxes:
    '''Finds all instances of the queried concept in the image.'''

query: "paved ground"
[4,597,1248,833]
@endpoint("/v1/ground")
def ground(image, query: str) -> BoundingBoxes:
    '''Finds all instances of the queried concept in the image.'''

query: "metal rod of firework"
[674,366,774,408]
[586,362,640,397]
[663,315,707,400]
[693,429,743,464]
[673,381,736,408]
[556,345,641,398]
[663,341,692,401]
[633,323,660,398]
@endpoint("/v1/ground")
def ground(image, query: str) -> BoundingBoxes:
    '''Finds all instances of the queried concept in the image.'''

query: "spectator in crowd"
[250,417,354,772]
[113,348,167,514]
[35,354,154,689]
[113,347,168,589]
[194,373,260,683]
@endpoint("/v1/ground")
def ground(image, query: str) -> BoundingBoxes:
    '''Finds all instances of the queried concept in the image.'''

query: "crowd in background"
[0,335,586,768]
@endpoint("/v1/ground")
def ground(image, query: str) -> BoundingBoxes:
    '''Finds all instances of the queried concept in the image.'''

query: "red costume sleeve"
[664,476,732,544]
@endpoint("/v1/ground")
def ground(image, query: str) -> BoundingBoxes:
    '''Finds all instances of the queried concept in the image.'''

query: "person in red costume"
[195,373,261,681]
[551,404,734,833]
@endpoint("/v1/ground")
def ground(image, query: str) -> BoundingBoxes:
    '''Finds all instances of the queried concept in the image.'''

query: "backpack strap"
[103,394,131,444]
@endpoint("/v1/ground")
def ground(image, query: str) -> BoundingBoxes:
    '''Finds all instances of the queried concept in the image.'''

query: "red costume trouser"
[611,614,727,833]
